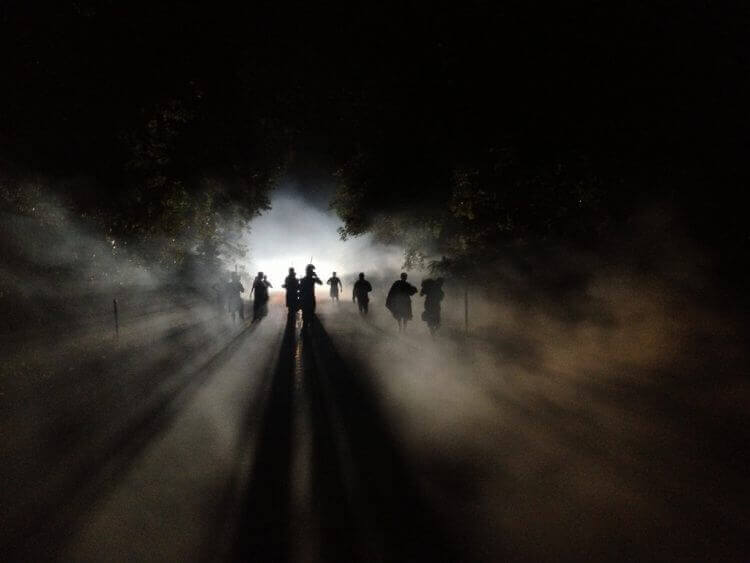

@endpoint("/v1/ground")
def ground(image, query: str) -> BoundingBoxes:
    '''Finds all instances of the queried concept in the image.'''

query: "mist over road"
[3,3,750,561]
[2,294,747,562]
[317,300,748,562]
[2,299,454,562]
[2,302,286,561]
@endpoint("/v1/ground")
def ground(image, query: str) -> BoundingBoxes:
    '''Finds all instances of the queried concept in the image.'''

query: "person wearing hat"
[299,263,322,329]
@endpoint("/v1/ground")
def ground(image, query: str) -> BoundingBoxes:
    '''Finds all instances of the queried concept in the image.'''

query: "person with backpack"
[386,272,417,332]
[420,277,445,336]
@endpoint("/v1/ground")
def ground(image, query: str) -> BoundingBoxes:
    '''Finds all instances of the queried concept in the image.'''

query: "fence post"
[464,283,469,335]
[113,298,119,339]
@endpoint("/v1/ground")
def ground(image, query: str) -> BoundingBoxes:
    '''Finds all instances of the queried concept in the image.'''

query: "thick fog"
[1,181,282,560]
[2,180,747,561]
[314,212,748,560]
[243,184,409,295]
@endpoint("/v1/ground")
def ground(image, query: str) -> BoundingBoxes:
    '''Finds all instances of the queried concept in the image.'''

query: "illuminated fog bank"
[242,188,405,293]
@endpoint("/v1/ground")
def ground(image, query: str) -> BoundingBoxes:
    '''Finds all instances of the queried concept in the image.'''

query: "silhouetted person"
[251,271,270,322]
[327,271,343,302]
[211,280,227,316]
[298,263,322,329]
[282,267,299,316]
[352,272,372,314]
[420,277,445,336]
[386,272,417,332]
[226,271,245,324]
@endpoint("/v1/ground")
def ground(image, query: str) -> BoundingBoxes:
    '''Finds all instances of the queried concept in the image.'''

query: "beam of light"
[241,187,405,295]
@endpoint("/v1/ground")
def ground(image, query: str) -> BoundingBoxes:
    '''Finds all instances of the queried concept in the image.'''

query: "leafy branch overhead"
[1,2,747,279]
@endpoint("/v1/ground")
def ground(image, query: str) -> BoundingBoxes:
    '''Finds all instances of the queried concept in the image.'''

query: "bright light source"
[242,188,404,294]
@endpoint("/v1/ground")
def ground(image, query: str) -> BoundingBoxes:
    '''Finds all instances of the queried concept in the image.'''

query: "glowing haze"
[242,184,405,294]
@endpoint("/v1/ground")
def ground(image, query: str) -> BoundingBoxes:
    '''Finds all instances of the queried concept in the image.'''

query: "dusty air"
[2,3,748,562]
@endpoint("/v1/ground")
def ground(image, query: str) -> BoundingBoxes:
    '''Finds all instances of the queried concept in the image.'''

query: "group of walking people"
[250,272,273,322]
[324,271,374,315]
[385,272,445,335]
[218,270,273,324]
[221,271,246,324]
[221,265,445,335]
[282,264,322,329]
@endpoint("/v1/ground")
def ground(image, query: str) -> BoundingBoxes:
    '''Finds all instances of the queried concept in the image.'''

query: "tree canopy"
[1,2,748,277]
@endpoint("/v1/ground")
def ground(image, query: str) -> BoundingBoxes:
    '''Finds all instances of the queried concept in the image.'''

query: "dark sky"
[2,3,746,166]
[1,2,748,246]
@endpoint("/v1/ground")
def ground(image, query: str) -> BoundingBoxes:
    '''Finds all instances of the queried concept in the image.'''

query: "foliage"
[1,1,748,281]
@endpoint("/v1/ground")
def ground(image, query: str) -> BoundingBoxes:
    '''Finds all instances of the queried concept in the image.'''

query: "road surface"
[1,299,747,562]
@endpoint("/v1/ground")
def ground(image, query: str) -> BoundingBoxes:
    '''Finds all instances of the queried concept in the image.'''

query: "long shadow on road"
[232,314,457,563]
[232,315,295,562]
[4,320,260,561]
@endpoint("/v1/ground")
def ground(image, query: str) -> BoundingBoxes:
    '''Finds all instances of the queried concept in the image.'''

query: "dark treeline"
[1,2,748,281]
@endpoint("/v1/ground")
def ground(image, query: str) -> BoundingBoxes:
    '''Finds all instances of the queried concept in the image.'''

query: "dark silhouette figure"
[352,272,373,314]
[251,271,271,322]
[226,272,245,324]
[282,267,299,316]
[327,272,343,302]
[211,281,226,316]
[298,263,322,329]
[420,277,445,336]
[386,272,417,332]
